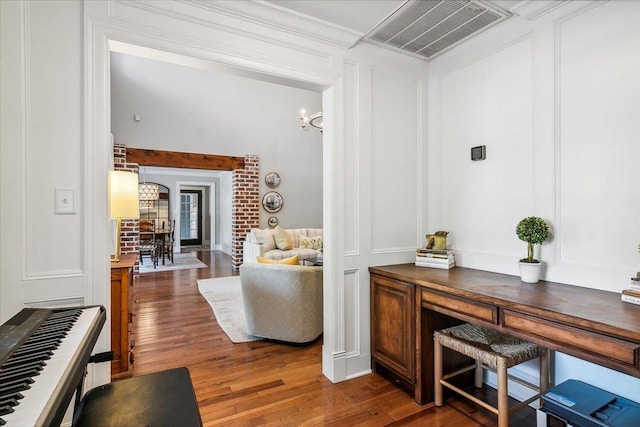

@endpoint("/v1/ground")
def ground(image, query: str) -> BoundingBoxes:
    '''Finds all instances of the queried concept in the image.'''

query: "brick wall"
[113,144,259,273]
[231,155,260,270]
[113,143,140,276]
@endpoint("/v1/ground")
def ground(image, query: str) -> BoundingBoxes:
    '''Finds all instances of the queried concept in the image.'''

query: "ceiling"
[266,0,407,33]
[265,1,524,60]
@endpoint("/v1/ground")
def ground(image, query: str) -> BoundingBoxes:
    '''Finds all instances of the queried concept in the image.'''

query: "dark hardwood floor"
[131,250,536,426]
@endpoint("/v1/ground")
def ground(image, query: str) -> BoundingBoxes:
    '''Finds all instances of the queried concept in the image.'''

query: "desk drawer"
[422,289,497,324]
[503,309,640,367]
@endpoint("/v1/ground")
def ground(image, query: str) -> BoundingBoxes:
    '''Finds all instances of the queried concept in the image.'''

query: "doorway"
[93,31,336,386]
[180,189,203,246]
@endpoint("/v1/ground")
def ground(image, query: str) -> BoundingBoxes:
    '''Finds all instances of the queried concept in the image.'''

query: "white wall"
[1,0,427,392]
[1,0,87,313]
[428,0,640,402]
[110,52,323,230]
[219,173,233,254]
[8,0,637,408]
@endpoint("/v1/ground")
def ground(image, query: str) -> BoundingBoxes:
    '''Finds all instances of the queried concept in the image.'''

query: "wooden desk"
[110,253,136,379]
[369,264,640,405]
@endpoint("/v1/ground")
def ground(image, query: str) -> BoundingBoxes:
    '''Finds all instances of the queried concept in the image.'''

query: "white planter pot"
[518,261,542,283]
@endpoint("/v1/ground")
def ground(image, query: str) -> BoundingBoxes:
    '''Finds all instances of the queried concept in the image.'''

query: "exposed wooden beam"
[126,148,245,171]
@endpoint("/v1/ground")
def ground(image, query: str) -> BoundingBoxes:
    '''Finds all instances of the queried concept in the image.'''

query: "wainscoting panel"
[556,1,640,288]
[427,0,640,403]
[439,36,534,270]
[23,1,85,279]
[343,268,371,379]
[343,61,359,256]
[24,296,85,309]
[370,68,420,255]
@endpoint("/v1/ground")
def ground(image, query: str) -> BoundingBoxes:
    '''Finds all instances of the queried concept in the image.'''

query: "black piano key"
[0,360,45,376]
[42,318,77,329]
[11,338,61,353]
[51,307,81,316]
[41,314,79,325]
[34,320,72,330]
[0,405,13,416]
[0,361,45,377]
[0,367,41,384]
[10,341,60,358]
[0,395,21,408]
[37,316,74,327]
[0,378,34,396]
[16,341,61,354]
[0,380,32,397]
[48,309,81,320]
[0,393,24,405]
[20,335,62,348]
[1,351,52,369]
[31,323,71,336]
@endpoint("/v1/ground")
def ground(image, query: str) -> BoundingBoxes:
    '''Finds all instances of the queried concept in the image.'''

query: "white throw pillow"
[251,228,276,247]
[274,226,294,250]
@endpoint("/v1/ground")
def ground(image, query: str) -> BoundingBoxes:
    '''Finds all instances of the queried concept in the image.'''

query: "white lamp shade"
[109,170,140,219]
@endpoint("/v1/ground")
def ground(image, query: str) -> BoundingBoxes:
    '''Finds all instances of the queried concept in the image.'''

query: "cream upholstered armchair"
[239,263,323,344]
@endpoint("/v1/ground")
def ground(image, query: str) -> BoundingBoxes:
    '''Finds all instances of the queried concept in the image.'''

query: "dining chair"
[139,219,158,267]
[161,220,175,264]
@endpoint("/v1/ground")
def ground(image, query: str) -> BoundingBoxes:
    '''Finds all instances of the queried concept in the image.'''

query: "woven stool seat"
[435,323,548,368]
[434,323,549,427]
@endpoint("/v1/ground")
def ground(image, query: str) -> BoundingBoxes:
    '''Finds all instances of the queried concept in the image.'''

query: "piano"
[0,306,106,427]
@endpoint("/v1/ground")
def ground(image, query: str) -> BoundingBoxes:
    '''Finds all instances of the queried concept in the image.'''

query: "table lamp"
[109,170,140,262]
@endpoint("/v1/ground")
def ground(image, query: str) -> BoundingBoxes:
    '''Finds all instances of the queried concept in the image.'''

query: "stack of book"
[415,249,455,269]
[621,277,640,305]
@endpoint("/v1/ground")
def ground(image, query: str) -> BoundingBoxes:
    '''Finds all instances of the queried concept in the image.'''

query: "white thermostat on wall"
[471,145,486,161]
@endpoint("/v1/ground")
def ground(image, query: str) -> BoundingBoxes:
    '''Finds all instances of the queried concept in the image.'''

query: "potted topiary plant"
[516,216,549,283]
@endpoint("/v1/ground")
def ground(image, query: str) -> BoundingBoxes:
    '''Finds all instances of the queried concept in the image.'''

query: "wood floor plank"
[130,250,535,426]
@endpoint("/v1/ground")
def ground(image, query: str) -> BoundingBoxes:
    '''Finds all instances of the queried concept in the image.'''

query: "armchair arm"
[242,240,266,264]
[239,264,323,343]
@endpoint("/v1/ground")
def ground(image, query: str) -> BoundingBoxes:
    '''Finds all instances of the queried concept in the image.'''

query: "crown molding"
[507,0,569,20]
[188,0,363,49]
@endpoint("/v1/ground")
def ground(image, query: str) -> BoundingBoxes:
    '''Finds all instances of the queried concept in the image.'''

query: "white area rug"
[139,252,207,274]
[197,276,261,343]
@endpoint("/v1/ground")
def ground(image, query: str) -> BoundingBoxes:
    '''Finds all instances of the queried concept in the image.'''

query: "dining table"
[140,228,171,265]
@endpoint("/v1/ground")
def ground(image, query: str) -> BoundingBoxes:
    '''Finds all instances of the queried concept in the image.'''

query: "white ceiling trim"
[507,0,570,20]
[189,0,365,49]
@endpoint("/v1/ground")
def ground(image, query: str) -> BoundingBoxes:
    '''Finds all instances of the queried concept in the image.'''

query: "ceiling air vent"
[365,0,511,60]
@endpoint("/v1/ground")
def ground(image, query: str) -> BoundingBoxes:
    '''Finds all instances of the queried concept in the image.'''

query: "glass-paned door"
[180,190,202,246]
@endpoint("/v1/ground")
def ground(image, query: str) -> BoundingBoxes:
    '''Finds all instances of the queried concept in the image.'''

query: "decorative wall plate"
[262,191,283,213]
[268,216,278,227]
[265,172,281,188]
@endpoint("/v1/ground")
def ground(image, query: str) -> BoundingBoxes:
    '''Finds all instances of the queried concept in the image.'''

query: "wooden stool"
[434,323,549,427]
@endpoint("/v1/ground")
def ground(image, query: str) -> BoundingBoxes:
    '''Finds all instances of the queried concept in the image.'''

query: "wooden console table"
[110,253,136,380]
[369,264,640,405]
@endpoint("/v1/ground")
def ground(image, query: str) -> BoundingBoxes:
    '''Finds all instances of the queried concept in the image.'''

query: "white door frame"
[176,182,215,252]
[86,8,343,387]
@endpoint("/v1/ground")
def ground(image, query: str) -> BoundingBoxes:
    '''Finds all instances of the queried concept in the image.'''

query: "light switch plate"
[55,188,75,214]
